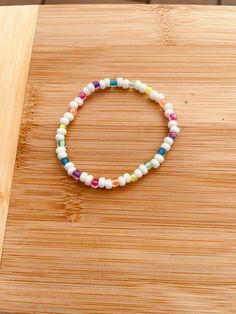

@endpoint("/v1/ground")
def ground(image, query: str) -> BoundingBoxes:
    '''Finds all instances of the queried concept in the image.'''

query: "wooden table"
[1,4,236,313]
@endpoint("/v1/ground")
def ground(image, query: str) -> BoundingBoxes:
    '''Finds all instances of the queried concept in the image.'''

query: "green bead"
[129,80,135,88]
[144,161,152,170]
[130,174,137,182]
[60,140,66,147]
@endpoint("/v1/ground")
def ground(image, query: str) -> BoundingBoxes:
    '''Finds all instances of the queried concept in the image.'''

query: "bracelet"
[55,78,180,190]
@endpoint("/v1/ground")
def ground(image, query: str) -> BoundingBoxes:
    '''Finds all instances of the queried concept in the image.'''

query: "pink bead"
[79,92,87,100]
[91,178,99,188]
[170,113,177,120]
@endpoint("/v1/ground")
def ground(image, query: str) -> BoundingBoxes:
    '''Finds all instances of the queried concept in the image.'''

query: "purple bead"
[93,81,100,89]
[72,169,81,180]
[169,132,177,140]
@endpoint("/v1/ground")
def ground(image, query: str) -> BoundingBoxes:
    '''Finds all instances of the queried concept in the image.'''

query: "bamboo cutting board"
[0,4,236,313]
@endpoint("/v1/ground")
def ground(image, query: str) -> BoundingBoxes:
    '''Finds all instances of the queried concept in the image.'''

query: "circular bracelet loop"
[55,78,180,189]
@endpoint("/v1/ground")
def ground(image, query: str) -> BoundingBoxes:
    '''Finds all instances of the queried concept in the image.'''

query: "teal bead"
[158,147,166,155]
[110,79,117,86]
[61,157,69,166]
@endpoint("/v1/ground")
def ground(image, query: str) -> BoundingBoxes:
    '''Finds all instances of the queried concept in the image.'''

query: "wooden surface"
[0,5,38,259]
[1,4,236,313]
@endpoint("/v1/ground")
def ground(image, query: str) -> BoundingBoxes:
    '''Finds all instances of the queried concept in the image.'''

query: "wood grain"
[0,5,38,260]
[45,0,145,3]
[150,0,217,4]
[0,4,236,314]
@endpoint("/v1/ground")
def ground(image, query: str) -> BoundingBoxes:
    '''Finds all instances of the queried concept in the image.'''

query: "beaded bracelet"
[55,78,180,189]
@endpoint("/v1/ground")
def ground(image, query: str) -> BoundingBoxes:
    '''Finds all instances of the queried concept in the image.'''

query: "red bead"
[170,113,177,120]
[79,92,87,100]
[91,178,99,188]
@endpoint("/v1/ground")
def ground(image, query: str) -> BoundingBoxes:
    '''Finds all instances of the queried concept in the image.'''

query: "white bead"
[122,79,129,89]
[55,133,64,141]
[118,176,126,187]
[67,166,76,176]
[64,112,74,121]
[123,173,131,183]
[56,146,66,154]
[57,128,67,136]
[99,80,106,89]
[168,120,177,128]
[117,77,124,87]
[155,92,165,102]
[69,100,79,109]
[164,109,174,118]
[74,97,83,106]
[151,159,160,168]
[154,154,164,163]
[164,103,173,110]
[98,177,106,188]
[134,168,143,178]
[104,78,110,87]
[139,164,148,175]
[57,151,67,160]
[161,142,171,151]
[134,80,142,90]
[60,117,69,125]
[82,86,91,96]
[64,162,74,170]
[139,83,147,93]
[170,126,180,134]
[80,172,88,183]
[105,179,113,189]
[164,136,174,146]
[149,90,159,101]
[87,82,95,93]
[85,174,93,186]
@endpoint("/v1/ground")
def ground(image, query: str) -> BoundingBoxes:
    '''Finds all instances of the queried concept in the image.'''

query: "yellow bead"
[145,87,152,94]
[130,174,137,182]
[60,124,66,129]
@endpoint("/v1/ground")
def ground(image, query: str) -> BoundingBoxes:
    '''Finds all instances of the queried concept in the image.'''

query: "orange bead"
[159,98,167,107]
[112,178,119,188]
[69,107,77,116]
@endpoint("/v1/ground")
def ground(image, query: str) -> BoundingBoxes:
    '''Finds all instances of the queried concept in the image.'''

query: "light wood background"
[0,4,236,313]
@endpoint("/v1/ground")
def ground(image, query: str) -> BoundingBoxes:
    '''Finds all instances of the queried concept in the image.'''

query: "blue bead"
[61,157,69,165]
[158,147,166,156]
[110,79,117,86]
